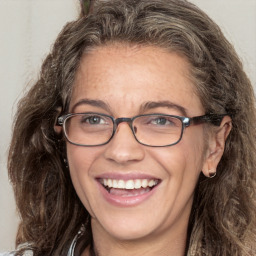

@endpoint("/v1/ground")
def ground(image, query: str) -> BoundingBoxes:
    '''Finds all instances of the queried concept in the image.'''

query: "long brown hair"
[8,0,256,255]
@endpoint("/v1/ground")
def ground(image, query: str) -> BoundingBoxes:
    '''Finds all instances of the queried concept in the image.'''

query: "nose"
[103,122,145,164]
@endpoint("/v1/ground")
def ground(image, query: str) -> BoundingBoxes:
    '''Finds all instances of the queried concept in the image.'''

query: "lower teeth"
[104,186,153,196]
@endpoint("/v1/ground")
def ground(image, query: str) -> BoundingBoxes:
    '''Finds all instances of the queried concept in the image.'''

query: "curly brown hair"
[8,0,256,255]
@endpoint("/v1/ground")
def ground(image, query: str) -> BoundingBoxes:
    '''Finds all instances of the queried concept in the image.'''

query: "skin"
[60,44,231,256]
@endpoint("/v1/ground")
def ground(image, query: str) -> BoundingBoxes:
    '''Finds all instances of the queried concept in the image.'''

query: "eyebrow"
[71,99,111,113]
[140,101,188,116]
[71,99,188,116]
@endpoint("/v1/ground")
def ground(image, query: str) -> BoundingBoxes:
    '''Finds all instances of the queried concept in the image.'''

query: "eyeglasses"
[57,113,226,147]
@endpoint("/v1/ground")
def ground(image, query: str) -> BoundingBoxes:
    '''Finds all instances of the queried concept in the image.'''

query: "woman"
[6,0,256,255]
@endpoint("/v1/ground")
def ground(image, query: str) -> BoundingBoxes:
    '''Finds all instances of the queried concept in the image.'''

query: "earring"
[208,170,216,178]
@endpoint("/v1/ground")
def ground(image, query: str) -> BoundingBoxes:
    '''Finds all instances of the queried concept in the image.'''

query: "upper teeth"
[101,179,158,190]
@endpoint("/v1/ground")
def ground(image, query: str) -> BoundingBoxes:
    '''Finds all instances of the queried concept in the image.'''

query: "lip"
[96,174,160,207]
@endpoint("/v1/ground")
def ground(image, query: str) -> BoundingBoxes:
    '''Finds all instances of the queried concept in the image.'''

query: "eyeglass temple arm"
[190,114,227,126]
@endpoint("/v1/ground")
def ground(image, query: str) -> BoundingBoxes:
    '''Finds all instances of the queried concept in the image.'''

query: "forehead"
[71,44,203,116]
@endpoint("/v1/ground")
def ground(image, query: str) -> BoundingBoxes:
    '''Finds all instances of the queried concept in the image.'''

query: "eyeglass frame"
[56,112,227,147]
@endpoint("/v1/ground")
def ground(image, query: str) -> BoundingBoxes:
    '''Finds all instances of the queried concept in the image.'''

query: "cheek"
[183,127,207,168]
[66,145,102,206]
[152,143,203,176]
[150,129,206,185]
[67,145,101,173]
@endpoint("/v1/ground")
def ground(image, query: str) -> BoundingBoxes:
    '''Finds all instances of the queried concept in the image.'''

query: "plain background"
[0,0,255,252]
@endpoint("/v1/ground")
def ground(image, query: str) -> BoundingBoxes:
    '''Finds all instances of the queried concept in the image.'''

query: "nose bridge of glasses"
[111,117,138,143]
[114,117,133,130]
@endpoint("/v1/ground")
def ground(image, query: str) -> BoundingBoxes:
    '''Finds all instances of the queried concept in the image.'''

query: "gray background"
[0,0,255,252]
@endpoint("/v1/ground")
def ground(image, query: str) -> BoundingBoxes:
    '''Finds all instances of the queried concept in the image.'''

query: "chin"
[104,223,156,241]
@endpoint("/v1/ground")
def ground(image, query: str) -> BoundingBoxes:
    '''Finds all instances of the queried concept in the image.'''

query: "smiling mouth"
[99,178,160,197]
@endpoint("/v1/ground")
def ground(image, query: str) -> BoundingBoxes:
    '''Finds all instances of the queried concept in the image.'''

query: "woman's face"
[67,44,209,242]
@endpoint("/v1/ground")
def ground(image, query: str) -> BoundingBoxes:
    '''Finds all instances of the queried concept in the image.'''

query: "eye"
[81,115,107,125]
[151,117,169,125]
[150,116,176,126]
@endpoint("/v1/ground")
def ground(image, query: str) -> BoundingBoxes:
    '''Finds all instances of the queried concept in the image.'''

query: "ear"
[202,116,232,177]
[54,107,63,135]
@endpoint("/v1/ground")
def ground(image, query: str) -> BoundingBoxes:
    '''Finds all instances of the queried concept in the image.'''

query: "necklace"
[67,226,85,256]
[67,225,96,256]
